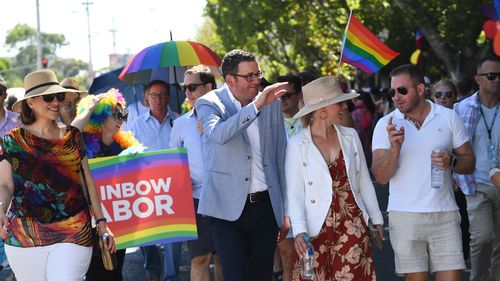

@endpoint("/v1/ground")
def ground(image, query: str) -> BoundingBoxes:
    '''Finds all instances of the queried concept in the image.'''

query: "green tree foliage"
[195,17,227,59]
[205,0,491,82]
[392,0,490,81]
[4,24,87,81]
[0,58,10,72]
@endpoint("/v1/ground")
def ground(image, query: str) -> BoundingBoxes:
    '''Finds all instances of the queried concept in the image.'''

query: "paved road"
[0,182,472,280]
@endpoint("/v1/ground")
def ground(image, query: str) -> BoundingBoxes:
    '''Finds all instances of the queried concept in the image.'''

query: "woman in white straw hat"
[286,76,384,280]
[0,69,115,281]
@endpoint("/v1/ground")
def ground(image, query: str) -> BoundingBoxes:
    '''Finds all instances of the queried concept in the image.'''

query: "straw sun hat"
[293,76,359,119]
[12,70,78,113]
[60,77,88,95]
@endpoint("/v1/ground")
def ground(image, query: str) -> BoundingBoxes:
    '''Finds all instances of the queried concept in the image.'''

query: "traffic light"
[42,58,48,68]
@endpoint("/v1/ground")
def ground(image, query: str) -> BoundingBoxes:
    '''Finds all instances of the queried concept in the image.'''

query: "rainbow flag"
[89,149,197,249]
[340,13,399,74]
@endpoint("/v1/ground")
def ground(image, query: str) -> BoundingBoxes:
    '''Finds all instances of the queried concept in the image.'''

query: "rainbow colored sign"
[88,149,197,249]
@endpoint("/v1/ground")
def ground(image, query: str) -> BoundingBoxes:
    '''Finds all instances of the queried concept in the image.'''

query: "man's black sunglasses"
[280,91,299,100]
[182,83,206,92]
[435,91,454,99]
[112,110,128,121]
[477,72,500,81]
[42,93,65,103]
[388,86,413,97]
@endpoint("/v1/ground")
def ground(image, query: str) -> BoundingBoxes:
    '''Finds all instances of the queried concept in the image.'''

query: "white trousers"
[5,243,92,281]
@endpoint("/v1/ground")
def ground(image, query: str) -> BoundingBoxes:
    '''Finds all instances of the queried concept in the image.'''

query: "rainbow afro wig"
[77,88,142,158]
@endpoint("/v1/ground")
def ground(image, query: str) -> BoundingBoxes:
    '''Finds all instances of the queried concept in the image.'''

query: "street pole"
[110,18,117,54]
[82,1,93,78]
[35,0,42,70]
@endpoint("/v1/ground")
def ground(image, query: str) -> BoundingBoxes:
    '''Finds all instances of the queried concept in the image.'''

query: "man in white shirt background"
[454,55,500,281]
[128,80,180,281]
[169,65,222,281]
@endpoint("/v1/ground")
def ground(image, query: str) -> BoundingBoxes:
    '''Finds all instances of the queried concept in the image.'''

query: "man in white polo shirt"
[372,64,475,280]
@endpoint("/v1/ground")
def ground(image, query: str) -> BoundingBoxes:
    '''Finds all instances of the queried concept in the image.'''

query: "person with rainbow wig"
[73,88,144,157]
[73,88,143,281]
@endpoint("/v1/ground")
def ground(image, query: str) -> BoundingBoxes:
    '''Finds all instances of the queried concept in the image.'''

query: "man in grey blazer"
[195,49,289,281]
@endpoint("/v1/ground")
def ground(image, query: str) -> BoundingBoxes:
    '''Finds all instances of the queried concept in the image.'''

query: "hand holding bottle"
[294,232,308,257]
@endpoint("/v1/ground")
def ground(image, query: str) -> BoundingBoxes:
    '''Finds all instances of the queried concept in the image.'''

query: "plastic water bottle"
[301,236,314,280]
[101,233,117,271]
[431,150,444,189]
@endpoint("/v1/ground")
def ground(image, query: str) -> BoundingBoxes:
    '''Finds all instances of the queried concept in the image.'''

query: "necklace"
[479,104,499,159]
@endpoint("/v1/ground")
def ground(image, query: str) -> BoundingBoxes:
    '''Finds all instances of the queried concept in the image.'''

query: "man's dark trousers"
[210,193,279,281]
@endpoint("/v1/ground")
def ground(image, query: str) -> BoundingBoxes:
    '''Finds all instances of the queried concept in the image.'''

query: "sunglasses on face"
[434,91,454,99]
[182,83,206,92]
[42,93,66,103]
[111,110,128,121]
[230,70,265,82]
[477,72,500,81]
[388,86,414,97]
[280,91,298,100]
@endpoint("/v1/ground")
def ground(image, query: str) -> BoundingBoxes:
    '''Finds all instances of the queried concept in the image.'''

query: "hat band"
[63,86,78,90]
[26,82,60,94]
[304,95,330,106]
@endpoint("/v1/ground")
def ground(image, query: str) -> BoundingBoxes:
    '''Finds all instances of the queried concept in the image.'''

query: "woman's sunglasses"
[112,110,128,121]
[42,93,66,103]
[388,86,412,97]
[434,91,454,99]
[477,72,500,81]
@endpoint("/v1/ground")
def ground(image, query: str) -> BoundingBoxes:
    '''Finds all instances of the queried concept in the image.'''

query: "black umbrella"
[89,67,144,106]
[91,67,188,114]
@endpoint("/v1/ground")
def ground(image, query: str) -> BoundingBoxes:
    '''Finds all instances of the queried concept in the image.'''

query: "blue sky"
[1,0,206,70]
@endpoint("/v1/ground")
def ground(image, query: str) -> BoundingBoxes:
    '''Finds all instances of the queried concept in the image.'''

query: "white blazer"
[286,124,383,238]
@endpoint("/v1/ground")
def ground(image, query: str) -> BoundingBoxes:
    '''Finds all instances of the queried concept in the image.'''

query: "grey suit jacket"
[195,84,287,226]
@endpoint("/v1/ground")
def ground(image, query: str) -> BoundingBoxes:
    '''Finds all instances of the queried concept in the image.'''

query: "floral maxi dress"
[292,151,376,281]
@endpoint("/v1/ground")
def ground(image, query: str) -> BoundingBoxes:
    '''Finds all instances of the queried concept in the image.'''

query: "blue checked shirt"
[453,92,480,195]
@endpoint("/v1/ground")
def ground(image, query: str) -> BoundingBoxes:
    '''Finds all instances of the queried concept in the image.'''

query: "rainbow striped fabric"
[119,41,221,81]
[89,149,198,249]
[341,13,399,74]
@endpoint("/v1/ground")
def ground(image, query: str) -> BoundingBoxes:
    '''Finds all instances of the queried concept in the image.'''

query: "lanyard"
[478,104,499,143]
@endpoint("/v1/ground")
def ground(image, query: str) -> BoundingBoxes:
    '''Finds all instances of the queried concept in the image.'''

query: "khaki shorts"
[389,211,465,274]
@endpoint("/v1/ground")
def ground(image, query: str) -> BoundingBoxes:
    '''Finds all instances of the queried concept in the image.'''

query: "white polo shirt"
[372,101,469,212]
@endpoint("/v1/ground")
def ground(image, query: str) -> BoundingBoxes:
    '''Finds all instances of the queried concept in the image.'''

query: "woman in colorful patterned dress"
[0,70,115,281]
[286,77,384,281]
[72,88,143,281]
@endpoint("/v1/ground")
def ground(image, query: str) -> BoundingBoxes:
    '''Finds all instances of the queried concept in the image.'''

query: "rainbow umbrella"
[118,40,222,84]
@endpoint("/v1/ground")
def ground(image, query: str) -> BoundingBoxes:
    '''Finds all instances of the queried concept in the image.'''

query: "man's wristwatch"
[450,153,457,167]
